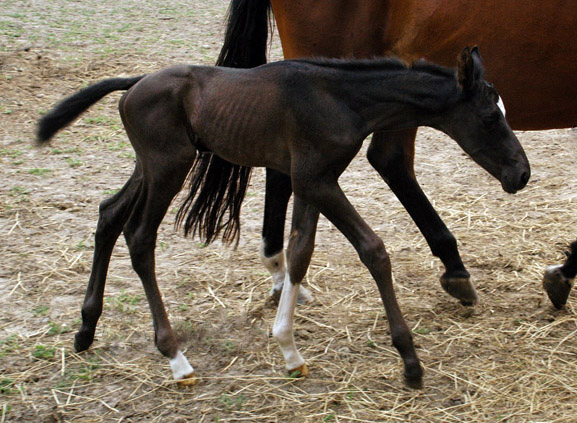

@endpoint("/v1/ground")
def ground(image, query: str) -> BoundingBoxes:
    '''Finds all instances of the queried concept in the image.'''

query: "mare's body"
[216,0,577,306]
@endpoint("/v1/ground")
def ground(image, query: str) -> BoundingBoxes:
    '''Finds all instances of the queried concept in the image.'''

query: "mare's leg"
[272,196,319,376]
[294,175,423,388]
[367,129,477,305]
[75,170,142,352]
[543,241,577,308]
[261,168,313,304]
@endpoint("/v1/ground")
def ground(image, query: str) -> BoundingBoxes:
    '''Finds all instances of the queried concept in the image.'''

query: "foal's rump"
[35,65,256,246]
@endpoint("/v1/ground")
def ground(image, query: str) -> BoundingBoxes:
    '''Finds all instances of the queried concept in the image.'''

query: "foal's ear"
[457,46,485,91]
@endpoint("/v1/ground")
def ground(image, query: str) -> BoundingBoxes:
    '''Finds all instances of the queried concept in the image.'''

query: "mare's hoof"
[441,275,478,306]
[288,364,309,378]
[176,372,197,387]
[543,265,574,309]
[74,330,94,353]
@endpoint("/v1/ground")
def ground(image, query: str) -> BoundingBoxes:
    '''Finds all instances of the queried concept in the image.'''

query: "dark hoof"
[403,367,424,389]
[74,329,94,352]
[441,275,478,306]
[269,286,282,305]
[543,265,574,309]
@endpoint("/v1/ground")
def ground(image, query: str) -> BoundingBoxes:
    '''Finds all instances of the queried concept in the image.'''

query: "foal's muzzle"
[501,163,531,194]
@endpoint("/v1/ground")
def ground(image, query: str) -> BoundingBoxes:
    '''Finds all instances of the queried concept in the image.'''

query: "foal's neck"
[309,59,461,132]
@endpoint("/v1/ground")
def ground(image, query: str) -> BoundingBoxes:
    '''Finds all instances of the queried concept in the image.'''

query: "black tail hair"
[176,0,272,245]
[36,76,145,144]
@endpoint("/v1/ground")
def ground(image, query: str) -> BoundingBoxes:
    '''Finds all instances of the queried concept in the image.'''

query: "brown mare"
[215,0,577,309]
[37,48,529,387]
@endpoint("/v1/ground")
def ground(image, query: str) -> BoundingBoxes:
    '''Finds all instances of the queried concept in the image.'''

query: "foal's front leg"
[272,196,319,376]
[367,129,477,305]
[294,175,423,388]
[261,168,314,304]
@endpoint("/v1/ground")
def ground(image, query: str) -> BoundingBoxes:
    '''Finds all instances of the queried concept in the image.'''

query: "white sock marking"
[272,275,305,371]
[260,242,314,303]
[260,244,287,294]
[169,350,194,380]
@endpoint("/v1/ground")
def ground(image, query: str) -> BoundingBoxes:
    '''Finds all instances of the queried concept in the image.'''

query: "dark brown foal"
[37,47,529,387]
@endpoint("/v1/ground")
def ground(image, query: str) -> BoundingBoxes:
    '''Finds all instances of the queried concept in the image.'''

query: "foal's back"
[122,61,358,174]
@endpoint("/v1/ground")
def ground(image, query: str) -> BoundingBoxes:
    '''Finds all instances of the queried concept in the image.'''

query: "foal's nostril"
[521,170,530,187]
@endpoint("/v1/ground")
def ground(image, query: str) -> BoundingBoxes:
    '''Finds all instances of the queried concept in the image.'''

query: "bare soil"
[1,1,577,422]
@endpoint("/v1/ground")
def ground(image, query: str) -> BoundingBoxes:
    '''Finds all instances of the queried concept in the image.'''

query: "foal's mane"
[293,56,456,79]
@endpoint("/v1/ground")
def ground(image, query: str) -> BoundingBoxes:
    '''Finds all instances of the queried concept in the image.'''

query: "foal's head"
[433,46,530,194]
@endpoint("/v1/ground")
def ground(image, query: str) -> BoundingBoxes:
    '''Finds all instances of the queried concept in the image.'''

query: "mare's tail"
[36,76,145,144]
[176,0,272,246]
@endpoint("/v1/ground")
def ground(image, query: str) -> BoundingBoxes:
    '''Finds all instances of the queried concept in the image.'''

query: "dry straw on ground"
[1,1,576,422]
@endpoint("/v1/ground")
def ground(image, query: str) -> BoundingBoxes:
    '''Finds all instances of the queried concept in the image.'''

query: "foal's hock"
[37,47,529,388]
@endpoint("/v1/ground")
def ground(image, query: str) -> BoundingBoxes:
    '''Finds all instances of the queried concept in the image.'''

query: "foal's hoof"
[287,364,309,378]
[176,372,197,387]
[440,274,478,306]
[543,265,574,309]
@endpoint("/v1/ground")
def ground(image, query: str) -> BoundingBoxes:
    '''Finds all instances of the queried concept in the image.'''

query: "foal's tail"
[36,76,145,144]
[176,0,271,246]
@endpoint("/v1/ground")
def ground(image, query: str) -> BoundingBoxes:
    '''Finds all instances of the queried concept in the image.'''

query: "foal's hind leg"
[75,170,142,352]
[543,241,577,309]
[122,153,196,384]
[272,196,319,376]
[262,168,313,304]
[367,129,478,305]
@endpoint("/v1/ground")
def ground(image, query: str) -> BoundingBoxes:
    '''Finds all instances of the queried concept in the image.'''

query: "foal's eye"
[485,111,501,124]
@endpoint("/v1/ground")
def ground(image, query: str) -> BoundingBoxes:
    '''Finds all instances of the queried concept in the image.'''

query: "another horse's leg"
[272,196,319,376]
[75,170,142,352]
[543,241,577,308]
[367,129,477,305]
[295,176,423,388]
[261,168,313,304]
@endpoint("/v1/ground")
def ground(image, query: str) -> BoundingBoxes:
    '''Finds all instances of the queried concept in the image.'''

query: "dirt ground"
[1,1,577,422]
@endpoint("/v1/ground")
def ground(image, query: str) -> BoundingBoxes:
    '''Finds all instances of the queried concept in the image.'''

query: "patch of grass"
[118,151,136,160]
[106,291,144,314]
[103,188,120,196]
[218,393,246,411]
[413,327,431,335]
[0,378,15,395]
[50,147,81,155]
[106,141,129,151]
[27,168,52,176]
[48,321,72,336]
[8,186,29,196]
[66,158,83,168]
[0,335,19,357]
[32,344,56,360]
[56,356,101,388]
[0,149,23,158]
[33,305,49,316]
